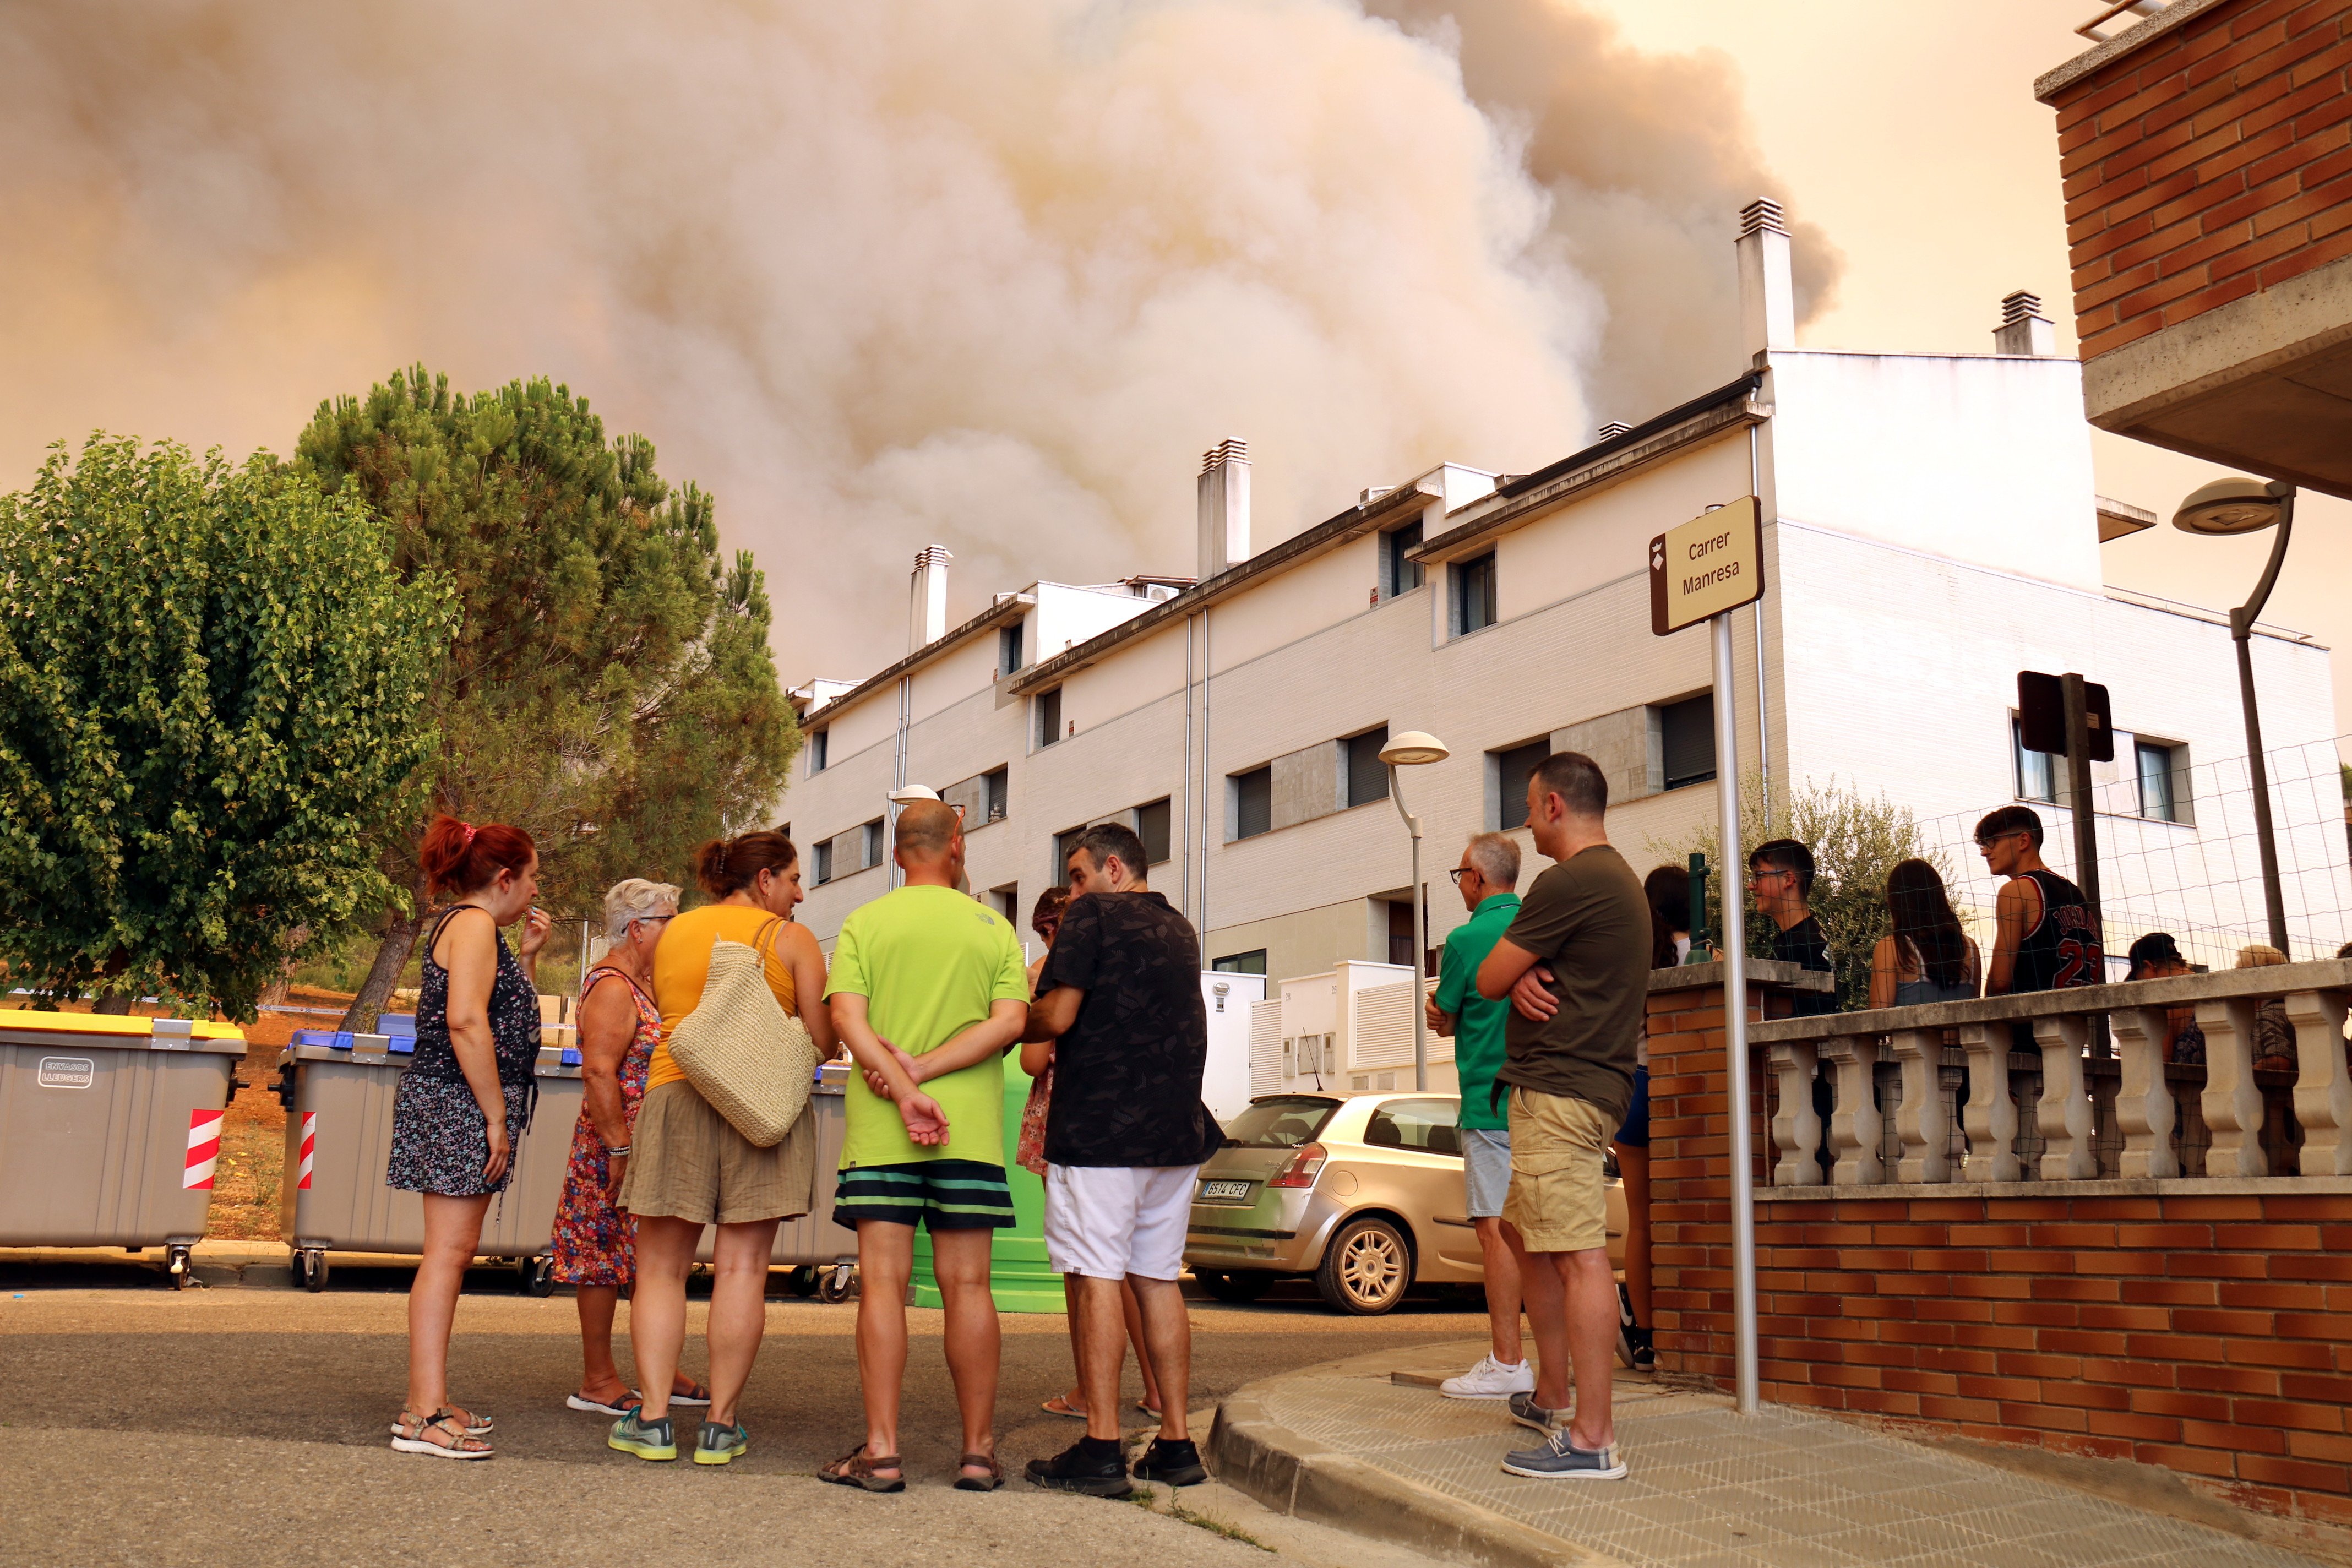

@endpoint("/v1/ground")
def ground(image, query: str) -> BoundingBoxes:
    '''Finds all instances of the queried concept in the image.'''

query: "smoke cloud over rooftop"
[0,1,1833,682]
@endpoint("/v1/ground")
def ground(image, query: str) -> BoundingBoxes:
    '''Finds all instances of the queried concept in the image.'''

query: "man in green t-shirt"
[1427,831,1527,1403]
[820,800,1030,1493]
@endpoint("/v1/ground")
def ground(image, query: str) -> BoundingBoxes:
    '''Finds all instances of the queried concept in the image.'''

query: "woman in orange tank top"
[609,830,839,1466]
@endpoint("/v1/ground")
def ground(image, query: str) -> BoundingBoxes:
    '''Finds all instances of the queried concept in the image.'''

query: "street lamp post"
[1379,731,1451,1091]
[2173,477,2296,955]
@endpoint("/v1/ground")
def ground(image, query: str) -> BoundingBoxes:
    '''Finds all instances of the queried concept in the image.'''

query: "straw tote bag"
[667,916,816,1147]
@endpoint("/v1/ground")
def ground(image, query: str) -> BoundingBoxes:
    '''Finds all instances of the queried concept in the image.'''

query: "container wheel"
[521,1255,557,1297]
[1314,1216,1411,1315]
[815,1264,856,1305]
[288,1250,310,1291]
[785,1265,820,1298]
[304,1250,330,1293]
[165,1245,193,1290]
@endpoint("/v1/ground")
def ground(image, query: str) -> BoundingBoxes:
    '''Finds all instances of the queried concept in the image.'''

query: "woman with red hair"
[387,814,551,1460]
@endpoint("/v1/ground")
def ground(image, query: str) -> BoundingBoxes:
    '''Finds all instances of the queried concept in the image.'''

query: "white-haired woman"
[551,878,709,1417]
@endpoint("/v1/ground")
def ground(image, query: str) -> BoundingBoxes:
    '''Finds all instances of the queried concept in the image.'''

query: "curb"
[1207,1347,1607,1568]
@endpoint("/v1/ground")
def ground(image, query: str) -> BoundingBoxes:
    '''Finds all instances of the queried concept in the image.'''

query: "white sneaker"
[1440,1354,1536,1401]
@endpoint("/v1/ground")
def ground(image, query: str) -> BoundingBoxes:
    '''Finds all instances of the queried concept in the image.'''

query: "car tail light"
[1267,1142,1327,1189]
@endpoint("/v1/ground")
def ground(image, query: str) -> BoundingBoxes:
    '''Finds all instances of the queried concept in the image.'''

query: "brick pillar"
[1645,961,1810,1387]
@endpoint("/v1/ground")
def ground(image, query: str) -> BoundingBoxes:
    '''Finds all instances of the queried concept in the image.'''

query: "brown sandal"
[390,1408,493,1460]
[820,1445,906,1493]
[955,1451,1004,1491]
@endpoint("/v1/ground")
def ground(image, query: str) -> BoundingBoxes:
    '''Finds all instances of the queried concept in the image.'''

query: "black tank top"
[2012,869,2102,992]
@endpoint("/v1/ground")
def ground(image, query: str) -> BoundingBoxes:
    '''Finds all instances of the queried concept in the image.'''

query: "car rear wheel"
[1315,1216,1411,1315]
[1194,1268,1276,1304]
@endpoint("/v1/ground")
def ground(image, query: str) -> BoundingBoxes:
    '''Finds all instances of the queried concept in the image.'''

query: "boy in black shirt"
[1749,839,1834,1017]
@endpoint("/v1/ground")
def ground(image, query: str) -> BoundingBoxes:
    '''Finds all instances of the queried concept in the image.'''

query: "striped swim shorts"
[832,1159,1016,1231]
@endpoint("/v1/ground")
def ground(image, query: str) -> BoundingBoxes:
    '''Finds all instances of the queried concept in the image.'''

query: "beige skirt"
[618,1080,817,1226]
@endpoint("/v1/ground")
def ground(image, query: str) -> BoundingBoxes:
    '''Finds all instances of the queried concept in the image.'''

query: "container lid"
[0,1008,246,1054]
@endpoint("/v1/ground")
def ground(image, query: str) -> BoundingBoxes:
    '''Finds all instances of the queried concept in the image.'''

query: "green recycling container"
[910,1058,1059,1313]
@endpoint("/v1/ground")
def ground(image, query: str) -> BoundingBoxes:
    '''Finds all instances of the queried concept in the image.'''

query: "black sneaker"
[1025,1435,1134,1498]
[1616,1282,1640,1369]
[1628,1327,1657,1375]
[1507,1390,1569,1436]
[1131,1436,1206,1487]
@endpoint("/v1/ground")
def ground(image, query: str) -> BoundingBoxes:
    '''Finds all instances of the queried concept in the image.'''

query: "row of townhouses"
[779,199,2343,1098]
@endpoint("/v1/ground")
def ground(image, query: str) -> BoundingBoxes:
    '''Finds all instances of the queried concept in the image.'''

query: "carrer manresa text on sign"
[1648,495,1763,637]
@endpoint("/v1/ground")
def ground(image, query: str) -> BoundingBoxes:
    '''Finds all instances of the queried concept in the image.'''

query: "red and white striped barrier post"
[298,1112,316,1190]
[183,1108,224,1190]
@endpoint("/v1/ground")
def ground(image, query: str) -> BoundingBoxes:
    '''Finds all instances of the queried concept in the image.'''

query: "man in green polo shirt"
[1427,831,1529,1401]
[821,799,1030,1493]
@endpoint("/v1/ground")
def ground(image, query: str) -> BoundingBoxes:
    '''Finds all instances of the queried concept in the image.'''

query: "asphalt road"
[0,1267,1488,1567]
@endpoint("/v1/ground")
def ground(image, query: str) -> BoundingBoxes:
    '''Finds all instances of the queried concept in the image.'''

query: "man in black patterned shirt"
[1021,821,1217,1498]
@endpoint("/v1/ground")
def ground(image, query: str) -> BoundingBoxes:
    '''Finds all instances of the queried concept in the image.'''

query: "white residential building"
[782,199,2345,1098]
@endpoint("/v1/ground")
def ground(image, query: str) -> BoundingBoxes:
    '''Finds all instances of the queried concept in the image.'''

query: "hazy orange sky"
[1597,0,2352,744]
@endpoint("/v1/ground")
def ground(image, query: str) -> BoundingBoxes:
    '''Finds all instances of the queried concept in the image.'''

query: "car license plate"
[1200,1179,1253,1201]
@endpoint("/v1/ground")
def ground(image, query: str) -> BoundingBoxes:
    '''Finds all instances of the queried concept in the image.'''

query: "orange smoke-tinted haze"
[1,1,2345,747]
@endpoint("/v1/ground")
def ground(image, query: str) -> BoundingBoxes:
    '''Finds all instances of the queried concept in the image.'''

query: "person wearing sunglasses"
[1977,804,2103,1003]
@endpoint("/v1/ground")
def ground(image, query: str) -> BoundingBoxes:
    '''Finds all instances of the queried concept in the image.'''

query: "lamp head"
[1379,730,1450,767]
[2173,477,2284,536]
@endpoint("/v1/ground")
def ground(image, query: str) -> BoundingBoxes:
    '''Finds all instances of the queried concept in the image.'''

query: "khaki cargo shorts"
[1501,1087,1616,1254]
[618,1080,817,1227]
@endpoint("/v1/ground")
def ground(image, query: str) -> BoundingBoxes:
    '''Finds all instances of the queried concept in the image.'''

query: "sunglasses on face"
[1447,868,1477,886]
[1975,831,2023,850]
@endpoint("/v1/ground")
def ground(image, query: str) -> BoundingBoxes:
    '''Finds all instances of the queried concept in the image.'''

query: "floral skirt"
[386,1074,531,1197]
[549,1097,641,1285]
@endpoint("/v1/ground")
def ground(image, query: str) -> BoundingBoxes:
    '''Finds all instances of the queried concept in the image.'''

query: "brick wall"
[2051,0,2352,359]
[1648,975,2352,1555]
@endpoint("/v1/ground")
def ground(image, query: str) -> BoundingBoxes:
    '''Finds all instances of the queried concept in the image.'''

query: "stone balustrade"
[1747,959,2352,1189]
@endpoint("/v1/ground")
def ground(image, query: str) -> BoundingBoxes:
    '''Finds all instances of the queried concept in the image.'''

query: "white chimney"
[1992,290,2057,356]
[1734,198,1796,360]
[1197,439,1250,580]
[908,545,951,653]
[1597,421,1632,440]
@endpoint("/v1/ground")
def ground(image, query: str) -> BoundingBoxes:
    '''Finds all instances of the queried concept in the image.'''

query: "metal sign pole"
[1712,608,1761,1418]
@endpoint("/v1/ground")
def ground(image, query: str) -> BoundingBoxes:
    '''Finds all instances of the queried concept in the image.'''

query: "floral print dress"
[548,966,658,1286]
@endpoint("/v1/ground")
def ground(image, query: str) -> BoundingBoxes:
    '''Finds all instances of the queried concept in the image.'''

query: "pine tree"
[296,368,796,1027]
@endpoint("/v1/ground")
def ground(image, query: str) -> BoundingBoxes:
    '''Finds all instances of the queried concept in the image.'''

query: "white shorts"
[1043,1163,1199,1281]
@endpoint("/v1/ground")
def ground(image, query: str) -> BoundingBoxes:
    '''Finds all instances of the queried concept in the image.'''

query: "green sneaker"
[609,1410,677,1461]
[694,1421,749,1466]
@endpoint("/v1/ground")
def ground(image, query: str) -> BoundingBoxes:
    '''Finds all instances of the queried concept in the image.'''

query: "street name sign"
[1649,495,1763,636]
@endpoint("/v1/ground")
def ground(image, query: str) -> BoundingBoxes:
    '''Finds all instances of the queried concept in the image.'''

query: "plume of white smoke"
[0,1,1811,685]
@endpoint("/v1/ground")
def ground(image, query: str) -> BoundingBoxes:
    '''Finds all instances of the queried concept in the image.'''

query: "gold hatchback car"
[1185,1091,1627,1315]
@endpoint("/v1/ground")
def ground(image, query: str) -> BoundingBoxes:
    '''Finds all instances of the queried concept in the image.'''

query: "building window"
[1212,950,1268,976]
[999,622,1024,677]
[1053,826,1086,886]
[808,730,829,773]
[1492,738,1549,831]
[1037,688,1063,749]
[1135,798,1173,864]
[862,819,885,870]
[993,884,1020,923]
[2137,739,2187,822]
[984,766,1009,823]
[1381,522,1424,600]
[1232,766,1273,840]
[813,840,833,885]
[1344,726,1390,808]
[2013,717,2056,803]
[1451,552,1497,635]
[1658,694,1716,791]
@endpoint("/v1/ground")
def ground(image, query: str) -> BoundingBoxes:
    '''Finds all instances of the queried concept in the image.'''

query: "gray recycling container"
[0,1009,246,1283]
[276,1036,582,1291]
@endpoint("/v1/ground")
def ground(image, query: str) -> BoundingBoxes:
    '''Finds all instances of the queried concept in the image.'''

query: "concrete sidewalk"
[1209,1339,2332,1568]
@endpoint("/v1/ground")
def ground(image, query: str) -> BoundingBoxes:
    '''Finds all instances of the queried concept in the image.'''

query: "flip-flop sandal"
[669,1378,712,1407]
[1041,1396,1088,1419]
[567,1390,643,1417]
[390,1408,493,1461]
[388,1406,492,1438]
[1136,1402,1162,1420]
[954,1451,1004,1492]
[819,1445,906,1493]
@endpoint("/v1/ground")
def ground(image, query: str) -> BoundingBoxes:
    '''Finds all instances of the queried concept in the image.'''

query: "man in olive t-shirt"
[1475,751,1649,1484]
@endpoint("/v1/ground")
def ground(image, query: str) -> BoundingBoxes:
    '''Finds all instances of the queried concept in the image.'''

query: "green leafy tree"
[0,436,452,1020]
[296,368,796,1028]
[1649,774,1955,1011]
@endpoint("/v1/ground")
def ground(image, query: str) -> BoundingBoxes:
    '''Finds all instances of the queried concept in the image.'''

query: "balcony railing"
[1745,959,2352,1188]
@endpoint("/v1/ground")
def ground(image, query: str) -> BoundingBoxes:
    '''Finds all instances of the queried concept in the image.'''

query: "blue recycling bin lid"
[378,1012,418,1037]
[388,1036,416,1055]
[560,1047,582,1066]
